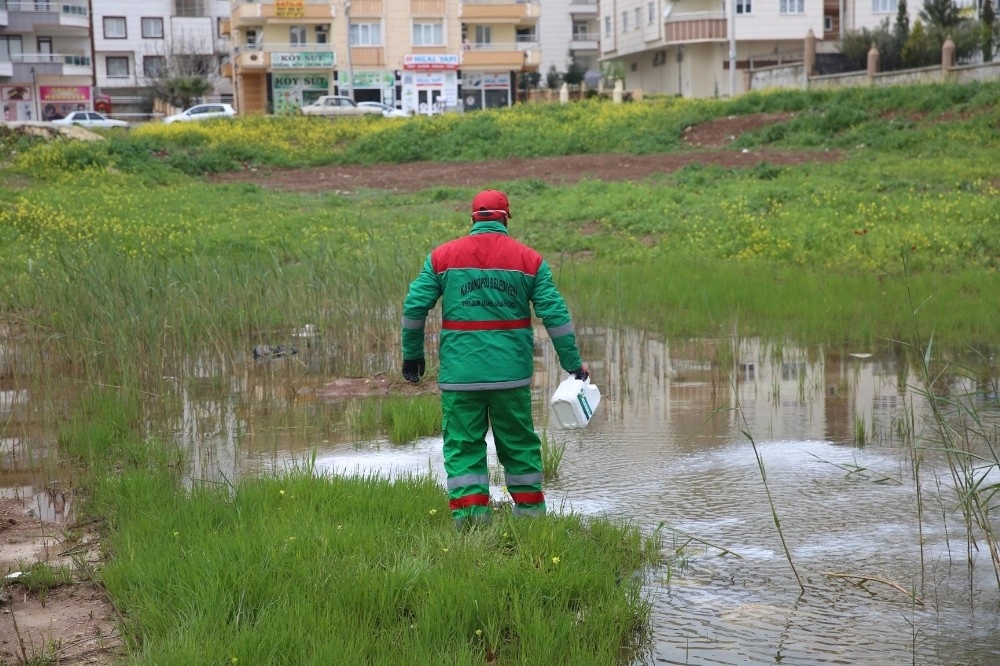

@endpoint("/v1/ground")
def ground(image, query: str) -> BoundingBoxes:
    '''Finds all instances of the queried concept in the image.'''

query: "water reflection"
[1,329,999,664]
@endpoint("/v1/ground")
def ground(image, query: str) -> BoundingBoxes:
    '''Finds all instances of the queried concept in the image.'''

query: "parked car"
[357,101,411,118]
[51,111,129,129]
[162,103,236,124]
[300,96,382,118]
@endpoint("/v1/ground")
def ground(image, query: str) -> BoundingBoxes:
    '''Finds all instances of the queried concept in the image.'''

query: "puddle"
[2,330,999,664]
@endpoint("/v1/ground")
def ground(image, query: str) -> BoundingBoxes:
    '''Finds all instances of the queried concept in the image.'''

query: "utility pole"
[728,0,737,96]
[343,0,354,99]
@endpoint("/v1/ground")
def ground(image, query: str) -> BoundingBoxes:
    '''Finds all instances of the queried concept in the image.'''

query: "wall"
[748,60,1000,92]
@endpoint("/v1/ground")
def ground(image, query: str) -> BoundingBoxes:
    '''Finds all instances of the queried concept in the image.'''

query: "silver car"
[163,103,237,124]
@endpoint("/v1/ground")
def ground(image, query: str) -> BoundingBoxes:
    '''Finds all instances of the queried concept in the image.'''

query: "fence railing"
[11,52,91,66]
[6,1,87,15]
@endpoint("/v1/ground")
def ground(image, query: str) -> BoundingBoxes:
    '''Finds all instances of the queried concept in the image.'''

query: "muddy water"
[3,329,1000,665]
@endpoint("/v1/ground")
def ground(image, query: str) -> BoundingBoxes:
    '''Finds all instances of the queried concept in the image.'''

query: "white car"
[300,96,382,118]
[51,111,129,129]
[358,101,410,118]
[163,103,236,124]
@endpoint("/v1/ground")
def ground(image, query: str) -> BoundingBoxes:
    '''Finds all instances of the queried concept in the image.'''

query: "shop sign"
[337,70,394,87]
[464,73,510,89]
[276,0,304,18]
[403,54,459,70]
[272,75,330,90]
[272,52,335,69]
[39,85,92,121]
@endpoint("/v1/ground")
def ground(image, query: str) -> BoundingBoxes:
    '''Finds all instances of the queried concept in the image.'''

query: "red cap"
[471,190,511,222]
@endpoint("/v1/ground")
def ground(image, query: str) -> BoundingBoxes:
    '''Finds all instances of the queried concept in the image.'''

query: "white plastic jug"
[549,375,602,429]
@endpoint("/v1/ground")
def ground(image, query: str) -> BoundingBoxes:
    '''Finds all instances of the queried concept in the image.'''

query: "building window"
[412,22,444,46]
[634,8,641,28]
[103,16,127,39]
[0,36,24,61]
[143,55,165,77]
[872,0,897,12]
[245,29,260,47]
[780,0,804,13]
[350,22,382,46]
[474,26,492,45]
[736,0,752,14]
[289,26,307,46]
[174,0,200,18]
[106,56,129,78]
[648,2,656,24]
[621,11,628,31]
[824,15,833,30]
[316,26,328,45]
[141,17,164,39]
[604,16,611,36]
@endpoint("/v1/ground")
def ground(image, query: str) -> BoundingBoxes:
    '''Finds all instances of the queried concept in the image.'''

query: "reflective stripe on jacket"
[402,220,582,390]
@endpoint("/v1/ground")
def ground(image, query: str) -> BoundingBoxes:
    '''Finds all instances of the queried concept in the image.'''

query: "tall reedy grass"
[891,254,1000,594]
[345,394,441,444]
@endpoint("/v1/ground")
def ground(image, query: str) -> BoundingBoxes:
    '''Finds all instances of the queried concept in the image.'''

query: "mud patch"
[314,376,439,400]
[0,499,123,665]
[681,112,797,148]
[209,147,843,194]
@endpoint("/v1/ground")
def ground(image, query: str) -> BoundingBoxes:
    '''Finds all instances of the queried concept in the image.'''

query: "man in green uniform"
[401,189,588,528]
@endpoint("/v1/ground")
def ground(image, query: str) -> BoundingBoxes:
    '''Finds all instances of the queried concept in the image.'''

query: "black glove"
[402,358,425,383]
[573,364,589,381]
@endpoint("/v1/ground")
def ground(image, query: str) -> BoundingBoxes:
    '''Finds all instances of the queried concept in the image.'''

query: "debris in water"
[253,345,298,360]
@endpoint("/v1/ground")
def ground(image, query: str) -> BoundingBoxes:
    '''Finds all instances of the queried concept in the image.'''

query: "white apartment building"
[92,0,232,115]
[600,0,923,98]
[537,0,601,84]
[1,0,93,122]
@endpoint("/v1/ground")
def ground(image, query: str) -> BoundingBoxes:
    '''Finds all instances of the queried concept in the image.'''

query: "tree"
[901,20,938,66]
[143,34,217,110]
[982,0,996,61]
[545,64,561,90]
[894,0,911,45]
[563,53,587,87]
[920,0,960,29]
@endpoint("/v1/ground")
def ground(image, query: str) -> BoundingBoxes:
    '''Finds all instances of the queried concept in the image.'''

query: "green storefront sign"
[337,70,395,87]
[272,52,335,69]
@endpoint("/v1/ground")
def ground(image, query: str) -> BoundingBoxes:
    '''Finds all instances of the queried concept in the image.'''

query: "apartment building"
[1,0,93,122]
[600,0,918,98]
[535,0,599,84]
[227,0,542,115]
[92,0,232,115]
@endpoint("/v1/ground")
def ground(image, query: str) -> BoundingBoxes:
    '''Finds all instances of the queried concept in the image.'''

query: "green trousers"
[441,387,546,527]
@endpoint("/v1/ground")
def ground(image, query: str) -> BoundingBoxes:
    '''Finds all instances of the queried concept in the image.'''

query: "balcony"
[460,0,540,25]
[220,18,231,36]
[410,0,445,16]
[12,52,91,77]
[231,0,336,25]
[5,1,89,30]
[350,0,383,15]
[233,43,337,70]
[568,0,597,17]
[570,31,599,52]
[349,46,384,67]
[461,41,540,69]
[664,10,727,44]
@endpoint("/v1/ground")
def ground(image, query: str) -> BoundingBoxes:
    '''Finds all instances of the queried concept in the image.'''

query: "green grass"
[94,466,660,665]
[346,395,442,444]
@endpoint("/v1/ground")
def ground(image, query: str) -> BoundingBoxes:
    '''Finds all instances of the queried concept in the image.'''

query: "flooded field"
[2,329,999,665]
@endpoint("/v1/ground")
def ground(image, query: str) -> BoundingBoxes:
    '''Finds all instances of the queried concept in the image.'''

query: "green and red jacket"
[402,220,582,391]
